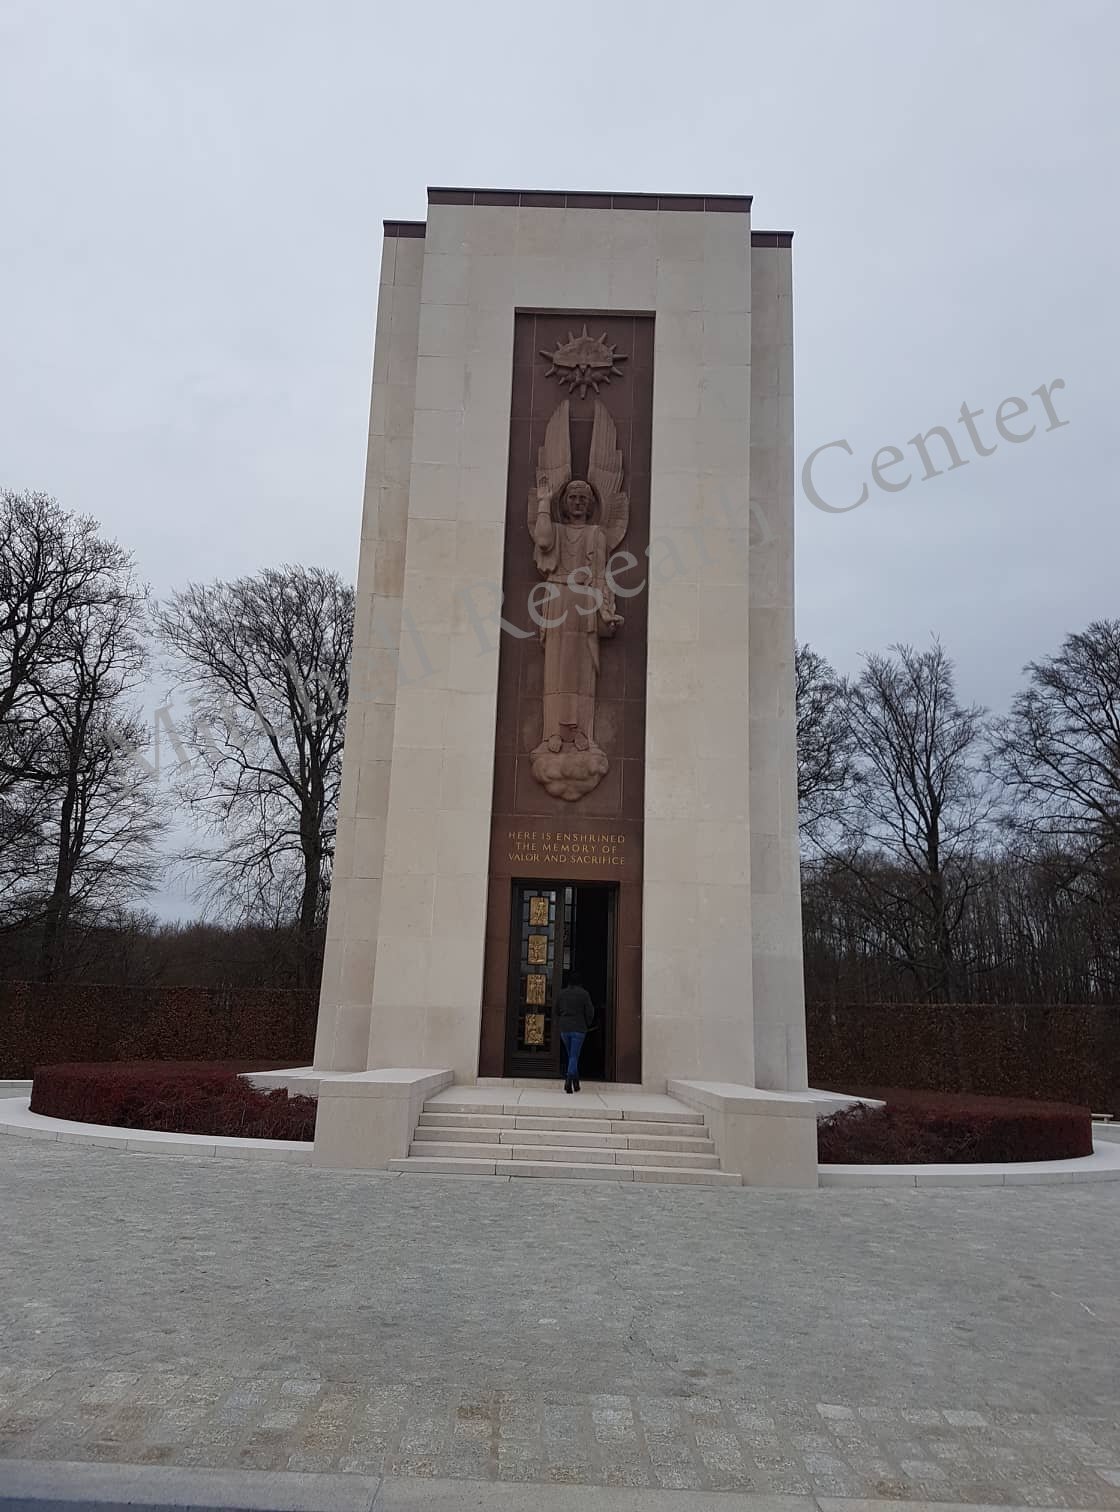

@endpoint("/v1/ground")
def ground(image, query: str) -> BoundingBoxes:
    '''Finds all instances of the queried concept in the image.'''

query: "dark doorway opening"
[504,880,617,1081]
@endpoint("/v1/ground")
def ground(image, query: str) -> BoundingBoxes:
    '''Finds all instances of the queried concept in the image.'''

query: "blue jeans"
[560,1031,586,1079]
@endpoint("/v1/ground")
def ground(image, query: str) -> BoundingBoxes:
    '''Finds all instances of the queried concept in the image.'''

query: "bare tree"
[991,619,1120,855]
[990,618,1120,953]
[0,763,48,922]
[1,491,138,908]
[0,491,160,953]
[795,641,855,844]
[1,491,135,723]
[31,586,164,979]
[157,566,352,986]
[827,640,992,1001]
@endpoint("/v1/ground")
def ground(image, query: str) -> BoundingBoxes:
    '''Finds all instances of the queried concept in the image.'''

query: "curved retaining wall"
[4,1095,1119,1186]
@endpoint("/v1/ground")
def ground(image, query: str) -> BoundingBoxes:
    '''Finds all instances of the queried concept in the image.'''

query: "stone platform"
[308,1075,836,1187]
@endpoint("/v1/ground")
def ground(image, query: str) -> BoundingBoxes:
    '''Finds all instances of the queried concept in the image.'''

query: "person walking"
[555,971,595,1093]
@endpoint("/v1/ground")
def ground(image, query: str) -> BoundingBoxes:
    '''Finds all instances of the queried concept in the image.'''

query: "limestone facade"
[314,190,805,1095]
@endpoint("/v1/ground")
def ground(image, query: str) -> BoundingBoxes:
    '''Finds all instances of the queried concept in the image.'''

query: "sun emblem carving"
[541,326,627,398]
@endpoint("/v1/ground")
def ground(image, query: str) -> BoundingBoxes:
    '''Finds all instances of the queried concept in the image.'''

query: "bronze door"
[504,881,617,1080]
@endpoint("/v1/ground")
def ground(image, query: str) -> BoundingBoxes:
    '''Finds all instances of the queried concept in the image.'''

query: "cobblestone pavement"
[2,1140,1119,1503]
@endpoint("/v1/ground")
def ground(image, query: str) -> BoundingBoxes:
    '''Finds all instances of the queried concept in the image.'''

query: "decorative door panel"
[509,884,567,1066]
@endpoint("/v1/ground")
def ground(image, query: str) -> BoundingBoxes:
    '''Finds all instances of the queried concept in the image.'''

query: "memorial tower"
[313,188,806,1104]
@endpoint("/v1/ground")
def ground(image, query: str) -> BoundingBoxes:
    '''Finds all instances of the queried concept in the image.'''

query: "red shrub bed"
[30,1062,317,1141]
[817,1087,1092,1164]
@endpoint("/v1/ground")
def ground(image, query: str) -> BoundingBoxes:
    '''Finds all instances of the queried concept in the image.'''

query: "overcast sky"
[2,0,1117,887]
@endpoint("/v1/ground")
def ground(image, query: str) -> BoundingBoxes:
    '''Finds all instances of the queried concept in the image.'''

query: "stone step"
[513,1127,714,1153]
[412,1140,612,1164]
[625,1147,720,1169]
[424,1098,701,1125]
[526,1115,709,1138]
[413,1122,715,1153]
[408,1140,721,1169]
[419,1112,609,1135]
[413,1125,503,1144]
[390,1154,741,1185]
[613,1118,709,1137]
[390,1156,508,1177]
[416,1111,518,1130]
[417,1111,709,1139]
[613,1133,715,1154]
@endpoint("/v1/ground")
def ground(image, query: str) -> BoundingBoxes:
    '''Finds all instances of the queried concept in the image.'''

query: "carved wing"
[527,400,572,533]
[588,399,629,551]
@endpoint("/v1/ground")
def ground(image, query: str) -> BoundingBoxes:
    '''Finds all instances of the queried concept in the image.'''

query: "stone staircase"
[388,1086,741,1185]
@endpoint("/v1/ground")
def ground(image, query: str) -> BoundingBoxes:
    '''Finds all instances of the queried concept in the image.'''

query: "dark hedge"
[807,1001,1119,1115]
[5,984,1117,1116]
[0,981,317,1077]
[30,1061,317,1141]
[817,1087,1093,1164]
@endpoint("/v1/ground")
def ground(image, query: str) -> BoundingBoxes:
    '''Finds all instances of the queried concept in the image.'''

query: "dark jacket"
[554,985,595,1033]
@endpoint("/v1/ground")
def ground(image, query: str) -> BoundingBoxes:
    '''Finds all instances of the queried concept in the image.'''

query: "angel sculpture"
[527,398,630,801]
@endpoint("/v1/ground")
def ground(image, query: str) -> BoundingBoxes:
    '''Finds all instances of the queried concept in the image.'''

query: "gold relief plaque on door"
[526,973,546,1006]
[527,933,547,964]
[524,1012,545,1046]
[529,896,549,926]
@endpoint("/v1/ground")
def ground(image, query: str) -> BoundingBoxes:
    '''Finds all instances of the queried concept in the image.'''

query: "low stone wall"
[0,981,317,1078]
[808,1001,1119,1113]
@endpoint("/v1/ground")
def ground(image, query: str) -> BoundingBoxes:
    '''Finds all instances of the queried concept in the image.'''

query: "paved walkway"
[3,1466,1117,1512]
[2,1140,1119,1503]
